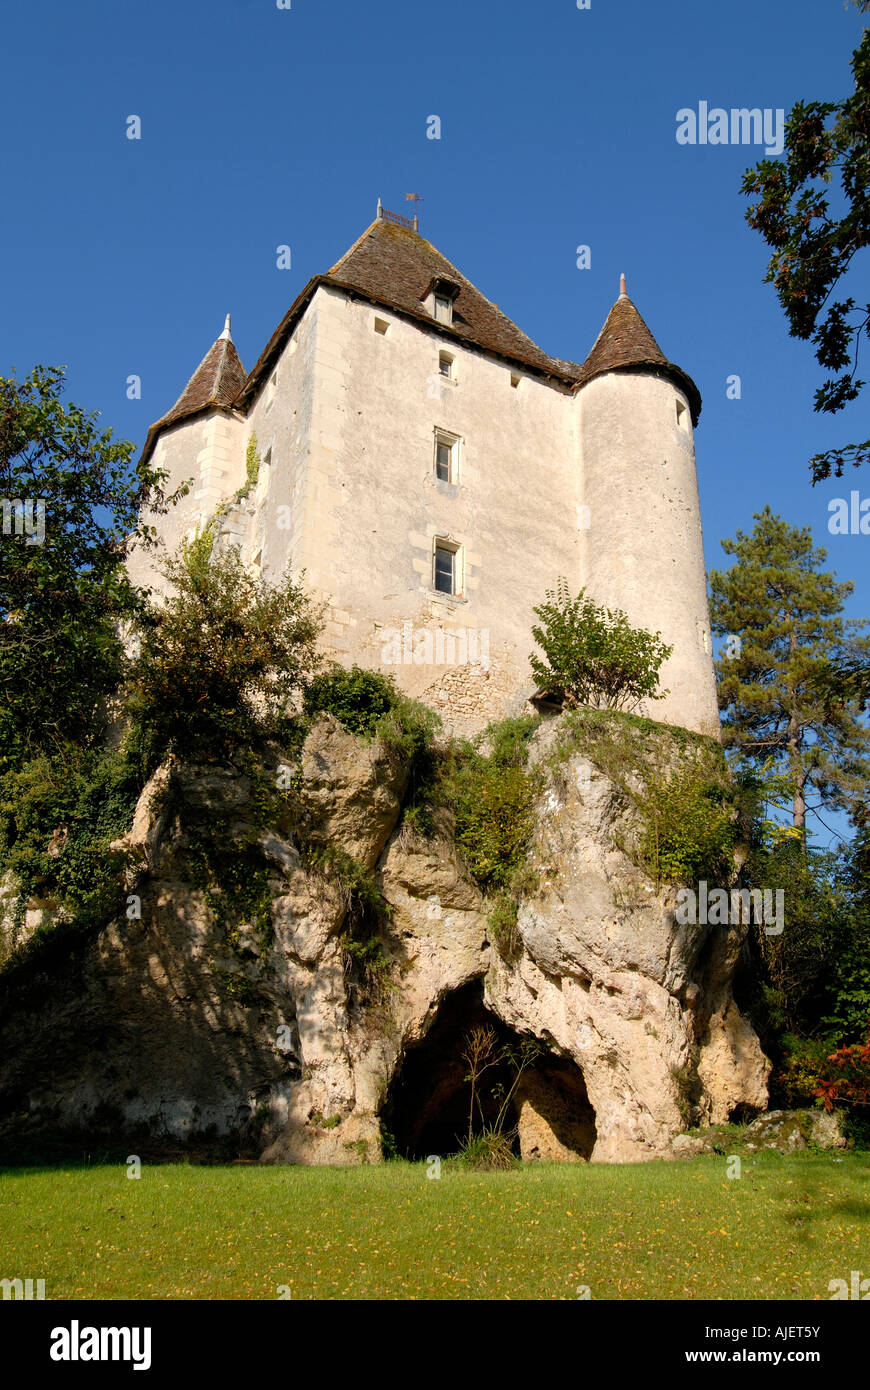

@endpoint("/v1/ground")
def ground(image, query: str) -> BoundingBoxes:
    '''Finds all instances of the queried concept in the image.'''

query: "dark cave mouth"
[382,981,597,1161]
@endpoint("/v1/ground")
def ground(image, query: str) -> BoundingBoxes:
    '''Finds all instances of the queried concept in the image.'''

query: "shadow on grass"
[0,1131,258,1173]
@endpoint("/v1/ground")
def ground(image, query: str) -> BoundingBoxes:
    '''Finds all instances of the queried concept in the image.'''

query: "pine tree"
[709,506,870,836]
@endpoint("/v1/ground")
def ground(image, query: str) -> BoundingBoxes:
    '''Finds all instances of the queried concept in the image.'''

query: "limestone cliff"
[0,713,769,1164]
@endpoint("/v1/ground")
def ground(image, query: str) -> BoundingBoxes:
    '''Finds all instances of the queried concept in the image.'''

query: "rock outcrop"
[0,712,770,1164]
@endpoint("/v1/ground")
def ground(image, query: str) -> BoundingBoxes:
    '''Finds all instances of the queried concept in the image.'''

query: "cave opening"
[383,981,597,1162]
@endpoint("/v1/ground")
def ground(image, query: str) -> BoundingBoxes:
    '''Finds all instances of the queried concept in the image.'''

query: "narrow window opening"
[434,431,458,483]
[439,352,454,378]
[434,542,458,595]
[675,399,689,432]
[436,440,451,481]
[434,295,452,325]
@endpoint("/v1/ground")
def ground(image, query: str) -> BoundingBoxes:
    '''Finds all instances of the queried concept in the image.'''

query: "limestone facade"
[129,214,720,737]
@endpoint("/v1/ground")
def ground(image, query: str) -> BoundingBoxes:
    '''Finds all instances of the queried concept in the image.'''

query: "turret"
[128,317,248,593]
[575,278,719,736]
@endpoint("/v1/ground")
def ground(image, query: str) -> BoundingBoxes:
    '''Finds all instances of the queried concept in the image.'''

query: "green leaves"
[126,545,326,770]
[530,578,672,713]
[741,29,870,480]
[0,365,185,768]
[709,506,870,833]
[304,665,399,739]
[637,761,737,887]
[432,716,542,894]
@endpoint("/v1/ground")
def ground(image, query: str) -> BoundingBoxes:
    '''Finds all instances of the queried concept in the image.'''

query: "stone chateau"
[130,205,720,736]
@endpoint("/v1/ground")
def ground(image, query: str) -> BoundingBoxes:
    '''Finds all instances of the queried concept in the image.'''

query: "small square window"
[434,543,457,595]
[439,352,453,378]
[374,316,389,335]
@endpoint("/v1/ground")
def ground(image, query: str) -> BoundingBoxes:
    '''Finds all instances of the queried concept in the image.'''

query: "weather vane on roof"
[405,193,423,231]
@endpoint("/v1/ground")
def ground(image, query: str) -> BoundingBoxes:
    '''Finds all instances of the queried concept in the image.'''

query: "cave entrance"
[514,1054,597,1162]
[383,981,596,1162]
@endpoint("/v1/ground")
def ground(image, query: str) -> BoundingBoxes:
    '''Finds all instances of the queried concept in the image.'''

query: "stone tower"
[129,211,720,739]
[576,276,719,735]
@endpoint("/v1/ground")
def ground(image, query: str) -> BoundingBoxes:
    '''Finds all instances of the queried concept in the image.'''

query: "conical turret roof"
[141,316,246,464]
[577,281,701,423]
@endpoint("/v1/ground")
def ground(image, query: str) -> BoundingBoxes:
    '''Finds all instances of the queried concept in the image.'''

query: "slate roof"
[577,293,702,424]
[140,331,247,466]
[141,216,701,462]
[326,219,583,382]
[235,218,584,408]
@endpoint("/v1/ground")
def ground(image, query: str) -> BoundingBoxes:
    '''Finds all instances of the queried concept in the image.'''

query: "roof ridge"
[319,217,582,383]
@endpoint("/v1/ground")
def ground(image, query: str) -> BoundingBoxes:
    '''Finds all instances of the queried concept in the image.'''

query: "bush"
[303,664,440,779]
[636,761,737,886]
[815,1021,870,1112]
[530,578,672,712]
[488,894,522,963]
[436,718,543,893]
[456,1128,517,1171]
[126,544,325,771]
[0,746,142,966]
[776,1034,840,1107]
[304,665,397,739]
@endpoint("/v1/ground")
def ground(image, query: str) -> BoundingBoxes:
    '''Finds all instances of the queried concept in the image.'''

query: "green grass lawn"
[1,1153,868,1300]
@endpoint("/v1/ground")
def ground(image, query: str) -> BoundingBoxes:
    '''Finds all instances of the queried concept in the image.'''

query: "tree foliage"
[0,365,180,768]
[304,665,399,738]
[709,507,870,832]
[435,717,543,893]
[530,579,672,713]
[814,1021,870,1113]
[126,543,325,769]
[741,22,870,480]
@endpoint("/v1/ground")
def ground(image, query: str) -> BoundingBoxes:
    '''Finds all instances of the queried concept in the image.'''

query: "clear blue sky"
[1,0,867,838]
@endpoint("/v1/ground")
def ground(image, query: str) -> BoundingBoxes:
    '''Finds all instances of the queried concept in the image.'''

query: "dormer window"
[423,276,460,326]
